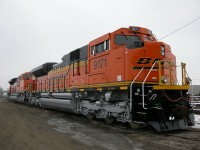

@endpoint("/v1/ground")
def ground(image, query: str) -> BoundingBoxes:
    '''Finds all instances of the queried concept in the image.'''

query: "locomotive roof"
[52,62,64,69]
[31,62,57,77]
[8,77,17,85]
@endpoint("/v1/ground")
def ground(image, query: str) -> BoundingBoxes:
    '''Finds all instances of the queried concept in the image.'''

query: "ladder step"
[140,95,148,96]
[147,86,153,88]
[137,103,147,106]
[137,112,146,115]
[132,121,146,124]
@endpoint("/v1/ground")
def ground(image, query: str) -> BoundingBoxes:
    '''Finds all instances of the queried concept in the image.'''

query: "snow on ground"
[192,114,200,129]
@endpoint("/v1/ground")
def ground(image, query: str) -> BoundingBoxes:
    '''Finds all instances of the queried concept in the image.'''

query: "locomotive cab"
[115,27,194,131]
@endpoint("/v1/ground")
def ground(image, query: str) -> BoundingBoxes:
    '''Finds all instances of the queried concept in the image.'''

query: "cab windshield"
[114,35,143,49]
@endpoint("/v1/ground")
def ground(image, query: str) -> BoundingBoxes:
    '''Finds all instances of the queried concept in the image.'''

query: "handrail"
[130,60,188,112]
[142,61,158,109]
[130,68,144,112]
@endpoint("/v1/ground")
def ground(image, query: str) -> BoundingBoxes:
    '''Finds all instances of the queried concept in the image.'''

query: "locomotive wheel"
[86,113,95,120]
[104,116,115,124]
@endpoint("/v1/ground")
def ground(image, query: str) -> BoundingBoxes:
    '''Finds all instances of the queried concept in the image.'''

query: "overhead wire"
[159,16,200,40]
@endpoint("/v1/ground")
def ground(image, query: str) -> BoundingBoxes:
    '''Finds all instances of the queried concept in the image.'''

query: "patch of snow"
[47,118,84,134]
[192,115,200,129]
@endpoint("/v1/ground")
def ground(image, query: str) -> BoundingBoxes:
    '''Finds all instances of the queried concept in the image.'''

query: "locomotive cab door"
[88,40,111,86]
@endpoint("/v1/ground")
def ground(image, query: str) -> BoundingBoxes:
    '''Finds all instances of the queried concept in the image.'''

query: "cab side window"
[104,40,109,50]
[91,46,95,55]
[91,40,109,55]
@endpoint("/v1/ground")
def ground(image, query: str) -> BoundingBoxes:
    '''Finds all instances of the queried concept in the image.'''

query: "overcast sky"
[0,0,200,90]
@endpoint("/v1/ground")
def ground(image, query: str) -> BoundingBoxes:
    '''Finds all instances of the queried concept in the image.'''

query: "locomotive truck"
[8,26,195,131]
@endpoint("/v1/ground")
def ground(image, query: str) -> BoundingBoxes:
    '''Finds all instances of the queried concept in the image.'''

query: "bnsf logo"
[137,58,161,64]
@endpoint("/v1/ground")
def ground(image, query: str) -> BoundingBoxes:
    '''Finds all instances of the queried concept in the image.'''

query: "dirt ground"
[0,96,200,150]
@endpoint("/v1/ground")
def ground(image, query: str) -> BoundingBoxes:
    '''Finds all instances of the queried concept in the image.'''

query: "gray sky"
[0,0,200,90]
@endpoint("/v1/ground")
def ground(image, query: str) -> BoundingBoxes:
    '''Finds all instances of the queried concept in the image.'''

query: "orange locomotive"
[8,72,34,101]
[8,26,194,131]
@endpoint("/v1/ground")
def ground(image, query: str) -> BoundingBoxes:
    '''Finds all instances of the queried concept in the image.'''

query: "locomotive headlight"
[161,76,167,83]
[160,45,165,56]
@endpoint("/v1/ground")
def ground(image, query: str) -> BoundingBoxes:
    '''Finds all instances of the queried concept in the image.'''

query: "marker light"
[160,45,165,56]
